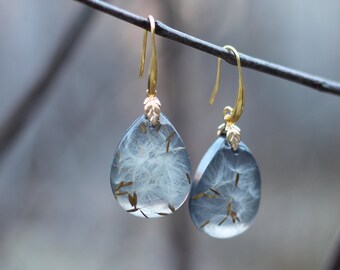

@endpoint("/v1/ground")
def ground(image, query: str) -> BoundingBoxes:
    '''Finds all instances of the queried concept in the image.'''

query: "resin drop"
[111,113,192,218]
[189,137,260,238]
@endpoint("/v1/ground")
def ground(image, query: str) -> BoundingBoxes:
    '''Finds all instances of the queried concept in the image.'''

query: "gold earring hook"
[209,45,245,125]
[139,15,157,97]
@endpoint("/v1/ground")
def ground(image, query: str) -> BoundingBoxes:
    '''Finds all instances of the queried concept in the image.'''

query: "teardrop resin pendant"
[111,113,192,218]
[189,137,260,238]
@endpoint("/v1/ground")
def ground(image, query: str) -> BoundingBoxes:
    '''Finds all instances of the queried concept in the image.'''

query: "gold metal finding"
[140,15,162,126]
[144,95,161,126]
[209,45,245,150]
[209,45,244,124]
[139,15,158,97]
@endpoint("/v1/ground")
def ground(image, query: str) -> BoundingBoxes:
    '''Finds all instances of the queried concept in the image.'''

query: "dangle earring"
[189,46,261,238]
[110,16,192,218]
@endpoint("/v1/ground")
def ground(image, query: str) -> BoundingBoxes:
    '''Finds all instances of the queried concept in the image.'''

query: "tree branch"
[325,232,340,270]
[0,7,95,161]
[73,0,340,96]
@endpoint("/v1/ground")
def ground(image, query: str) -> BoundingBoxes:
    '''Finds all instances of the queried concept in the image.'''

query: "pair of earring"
[110,16,261,239]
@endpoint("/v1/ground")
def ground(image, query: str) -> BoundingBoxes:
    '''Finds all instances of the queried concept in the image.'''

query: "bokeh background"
[0,0,340,269]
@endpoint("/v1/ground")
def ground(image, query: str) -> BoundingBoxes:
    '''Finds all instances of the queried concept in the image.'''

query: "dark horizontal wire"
[74,0,340,96]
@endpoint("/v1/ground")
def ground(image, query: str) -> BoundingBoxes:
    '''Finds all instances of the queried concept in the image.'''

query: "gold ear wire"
[139,15,157,97]
[209,45,245,125]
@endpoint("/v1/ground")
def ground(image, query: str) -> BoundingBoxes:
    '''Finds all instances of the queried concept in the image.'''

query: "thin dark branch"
[0,7,95,161]
[325,232,340,270]
[160,3,193,270]
[73,0,340,96]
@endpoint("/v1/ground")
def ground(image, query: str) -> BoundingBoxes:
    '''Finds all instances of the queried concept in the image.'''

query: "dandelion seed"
[165,131,175,152]
[200,220,210,228]
[126,208,139,212]
[168,204,175,212]
[231,211,239,223]
[116,181,133,192]
[166,131,175,141]
[218,216,228,226]
[140,209,149,218]
[235,173,240,187]
[140,123,147,134]
[115,181,125,192]
[165,141,170,153]
[192,193,205,200]
[166,140,174,153]
[186,173,191,184]
[157,212,169,216]
[133,192,138,207]
[128,193,135,207]
[123,181,133,187]
[226,202,232,216]
[209,188,220,195]
[155,123,162,132]
[115,191,128,196]
[204,194,218,199]
[192,192,217,200]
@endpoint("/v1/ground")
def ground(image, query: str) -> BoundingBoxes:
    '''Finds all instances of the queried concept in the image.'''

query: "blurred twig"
[0,7,95,161]
[74,0,340,95]
[325,232,340,270]
[159,2,193,269]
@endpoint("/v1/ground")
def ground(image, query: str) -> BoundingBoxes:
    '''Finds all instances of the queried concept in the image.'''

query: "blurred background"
[0,0,339,269]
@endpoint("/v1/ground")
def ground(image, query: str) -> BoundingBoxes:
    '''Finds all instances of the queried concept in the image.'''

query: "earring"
[110,16,192,218]
[189,46,261,238]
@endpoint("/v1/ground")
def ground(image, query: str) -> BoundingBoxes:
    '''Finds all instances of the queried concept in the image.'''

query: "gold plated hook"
[209,45,244,125]
[139,15,157,97]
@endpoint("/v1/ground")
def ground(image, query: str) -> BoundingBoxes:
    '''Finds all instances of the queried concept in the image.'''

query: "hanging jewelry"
[110,16,192,218]
[189,45,261,238]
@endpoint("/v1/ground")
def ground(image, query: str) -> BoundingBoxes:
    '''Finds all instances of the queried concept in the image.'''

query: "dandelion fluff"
[111,113,192,218]
[189,137,261,238]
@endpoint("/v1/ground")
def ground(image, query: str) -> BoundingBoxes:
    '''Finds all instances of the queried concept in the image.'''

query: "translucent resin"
[111,113,192,218]
[189,137,260,238]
